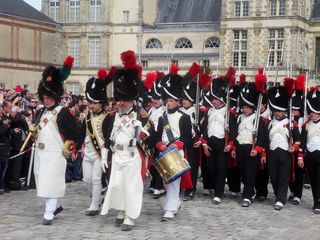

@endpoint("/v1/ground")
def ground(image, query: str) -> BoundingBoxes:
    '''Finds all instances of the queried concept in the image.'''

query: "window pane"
[233,52,239,66]
[279,0,285,16]
[270,0,277,16]
[243,1,249,17]
[174,38,193,48]
[235,2,241,17]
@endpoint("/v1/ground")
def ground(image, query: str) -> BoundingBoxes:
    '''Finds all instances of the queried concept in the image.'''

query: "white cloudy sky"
[23,0,41,11]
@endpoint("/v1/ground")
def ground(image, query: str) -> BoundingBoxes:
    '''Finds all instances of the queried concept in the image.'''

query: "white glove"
[101,148,109,173]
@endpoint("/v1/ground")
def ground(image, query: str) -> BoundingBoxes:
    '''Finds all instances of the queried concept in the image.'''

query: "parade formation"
[18,50,320,231]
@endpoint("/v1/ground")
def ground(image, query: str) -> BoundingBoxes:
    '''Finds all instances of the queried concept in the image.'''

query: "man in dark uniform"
[155,64,193,220]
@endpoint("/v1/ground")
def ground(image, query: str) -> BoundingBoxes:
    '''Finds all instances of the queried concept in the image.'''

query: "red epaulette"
[199,107,209,113]
[230,108,237,117]
[293,120,299,128]
[260,116,269,125]
[68,108,75,117]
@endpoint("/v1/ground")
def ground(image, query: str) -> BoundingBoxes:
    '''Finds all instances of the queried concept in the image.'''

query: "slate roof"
[156,0,221,24]
[0,0,57,25]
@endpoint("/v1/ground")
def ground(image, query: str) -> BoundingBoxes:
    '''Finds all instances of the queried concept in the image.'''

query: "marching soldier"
[288,75,305,205]
[202,76,229,204]
[80,68,111,216]
[100,50,149,231]
[180,63,202,201]
[155,64,193,221]
[33,56,80,225]
[145,72,166,199]
[229,82,267,207]
[266,84,301,210]
[301,86,320,214]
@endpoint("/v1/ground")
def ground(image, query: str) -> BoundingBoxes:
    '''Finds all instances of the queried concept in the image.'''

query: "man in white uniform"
[34,56,79,225]
[101,50,149,231]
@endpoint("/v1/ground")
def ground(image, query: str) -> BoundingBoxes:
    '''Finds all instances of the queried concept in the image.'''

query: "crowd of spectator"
[0,85,91,194]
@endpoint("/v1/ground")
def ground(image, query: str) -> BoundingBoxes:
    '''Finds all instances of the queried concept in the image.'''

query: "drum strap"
[163,114,177,144]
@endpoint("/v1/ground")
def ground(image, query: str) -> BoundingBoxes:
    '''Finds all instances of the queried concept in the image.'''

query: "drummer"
[155,65,193,221]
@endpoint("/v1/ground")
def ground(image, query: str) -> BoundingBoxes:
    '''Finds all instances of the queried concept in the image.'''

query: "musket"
[274,43,284,86]
[288,97,293,147]
[252,94,263,149]
[224,87,231,147]
[20,107,46,153]
[303,72,309,123]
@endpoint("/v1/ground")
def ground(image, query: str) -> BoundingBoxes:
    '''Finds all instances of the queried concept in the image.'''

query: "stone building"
[0,0,61,92]
[2,0,320,93]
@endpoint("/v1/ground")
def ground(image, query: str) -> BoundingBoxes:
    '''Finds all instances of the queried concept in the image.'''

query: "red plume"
[64,56,74,68]
[295,74,305,91]
[199,73,212,90]
[240,73,246,85]
[121,50,137,69]
[97,68,107,80]
[188,63,202,78]
[107,66,117,79]
[310,86,319,92]
[255,74,267,94]
[157,71,165,80]
[144,72,158,90]
[137,65,142,80]
[283,77,295,96]
[258,67,264,75]
[170,64,180,75]
[230,75,236,87]
[225,66,236,80]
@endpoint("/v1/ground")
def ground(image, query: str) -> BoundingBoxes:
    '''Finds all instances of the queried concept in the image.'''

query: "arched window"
[174,38,193,49]
[145,38,163,49]
[205,37,220,48]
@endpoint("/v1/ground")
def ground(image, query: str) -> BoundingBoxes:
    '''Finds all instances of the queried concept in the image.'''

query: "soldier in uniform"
[80,68,111,216]
[202,77,229,204]
[33,56,80,225]
[145,72,166,198]
[288,75,305,205]
[100,50,149,231]
[266,85,301,210]
[230,82,267,207]
[301,87,320,214]
[155,64,193,221]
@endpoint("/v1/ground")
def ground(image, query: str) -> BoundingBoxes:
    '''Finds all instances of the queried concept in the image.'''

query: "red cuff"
[232,146,236,152]
[156,142,165,151]
[174,140,184,149]
[293,144,300,152]
[298,153,304,160]
[198,137,207,145]
[228,141,234,148]
[254,146,264,154]
[261,152,267,158]
[293,121,299,128]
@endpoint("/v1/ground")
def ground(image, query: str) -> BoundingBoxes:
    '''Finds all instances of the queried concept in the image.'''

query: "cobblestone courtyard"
[0,181,319,240]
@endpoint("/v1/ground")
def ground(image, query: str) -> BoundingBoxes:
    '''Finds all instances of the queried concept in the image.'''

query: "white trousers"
[164,177,181,212]
[83,158,102,210]
[44,198,59,220]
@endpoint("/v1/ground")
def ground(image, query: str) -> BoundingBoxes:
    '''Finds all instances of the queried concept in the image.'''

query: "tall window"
[233,30,247,67]
[175,38,193,49]
[89,37,101,67]
[49,0,60,21]
[66,82,80,95]
[90,0,101,22]
[234,1,249,17]
[123,11,129,23]
[268,29,284,67]
[69,38,80,67]
[69,0,80,23]
[270,0,286,16]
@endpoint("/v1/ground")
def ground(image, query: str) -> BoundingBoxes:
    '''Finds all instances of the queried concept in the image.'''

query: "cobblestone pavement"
[0,181,319,240]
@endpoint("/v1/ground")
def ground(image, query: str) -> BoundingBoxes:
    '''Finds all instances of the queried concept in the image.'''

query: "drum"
[154,147,190,184]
